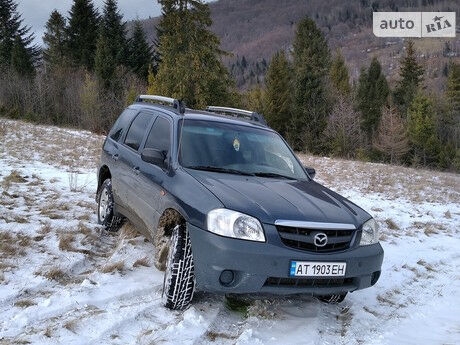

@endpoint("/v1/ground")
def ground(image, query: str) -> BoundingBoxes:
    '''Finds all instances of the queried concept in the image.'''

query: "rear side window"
[145,117,171,154]
[108,109,138,142]
[124,112,152,151]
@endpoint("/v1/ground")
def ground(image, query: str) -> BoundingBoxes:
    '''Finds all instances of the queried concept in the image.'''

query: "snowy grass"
[0,118,459,344]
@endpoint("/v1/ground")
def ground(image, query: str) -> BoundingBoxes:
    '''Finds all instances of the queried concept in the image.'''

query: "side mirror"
[141,148,167,168]
[304,166,316,179]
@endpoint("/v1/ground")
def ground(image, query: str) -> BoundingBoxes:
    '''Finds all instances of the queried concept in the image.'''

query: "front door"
[118,111,155,229]
[136,115,172,235]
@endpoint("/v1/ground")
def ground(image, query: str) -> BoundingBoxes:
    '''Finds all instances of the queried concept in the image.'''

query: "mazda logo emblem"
[314,233,328,247]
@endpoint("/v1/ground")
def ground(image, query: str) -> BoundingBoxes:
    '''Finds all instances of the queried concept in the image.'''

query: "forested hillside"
[139,0,459,89]
[1,0,459,171]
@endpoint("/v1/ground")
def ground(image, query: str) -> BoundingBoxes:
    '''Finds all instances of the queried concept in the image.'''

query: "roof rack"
[136,95,185,114]
[206,106,268,126]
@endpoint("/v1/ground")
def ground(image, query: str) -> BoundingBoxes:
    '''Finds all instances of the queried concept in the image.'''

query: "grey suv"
[97,95,384,310]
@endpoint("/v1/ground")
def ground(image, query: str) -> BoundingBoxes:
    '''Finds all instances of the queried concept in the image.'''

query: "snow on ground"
[0,118,459,345]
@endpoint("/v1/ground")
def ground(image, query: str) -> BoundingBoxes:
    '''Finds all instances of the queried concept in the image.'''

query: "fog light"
[219,270,234,286]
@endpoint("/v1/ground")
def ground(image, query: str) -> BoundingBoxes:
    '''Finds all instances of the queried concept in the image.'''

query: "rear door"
[136,114,172,233]
[104,108,139,207]
[117,111,156,223]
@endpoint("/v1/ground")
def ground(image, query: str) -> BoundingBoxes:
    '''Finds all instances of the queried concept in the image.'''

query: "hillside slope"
[139,0,460,89]
[1,118,459,344]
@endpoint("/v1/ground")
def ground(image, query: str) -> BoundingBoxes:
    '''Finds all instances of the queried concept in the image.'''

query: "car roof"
[129,102,272,130]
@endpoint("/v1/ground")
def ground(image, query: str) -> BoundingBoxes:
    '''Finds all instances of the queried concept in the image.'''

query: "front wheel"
[97,179,124,232]
[318,293,347,304]
[162,224,195,310]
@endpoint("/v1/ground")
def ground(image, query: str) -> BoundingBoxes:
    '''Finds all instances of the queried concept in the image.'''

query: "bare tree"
[324,95,362,158]
[373,105,409,164]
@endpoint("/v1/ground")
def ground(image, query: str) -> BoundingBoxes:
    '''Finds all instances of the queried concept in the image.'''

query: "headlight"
[207,209,265,242]
[360,218,379,245]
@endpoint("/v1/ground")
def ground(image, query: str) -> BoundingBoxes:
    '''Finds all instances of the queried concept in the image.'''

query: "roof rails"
[136,95,185,114]
[206,106,268,126]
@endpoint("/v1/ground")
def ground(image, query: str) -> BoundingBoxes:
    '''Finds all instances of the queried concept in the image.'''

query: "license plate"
[290,261,346,277]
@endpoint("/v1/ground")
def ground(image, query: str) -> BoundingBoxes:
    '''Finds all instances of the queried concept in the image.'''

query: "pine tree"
[329,50,351,96]
[442,62,460,151]
[66,0,99,70]
[154,0,234,108]
[446,62,460,120]
[394,40,424,114]
[99,0,127,65]
[357,57,389,141]
[95,34,115,89]
[128,21,153,81]
[407,93,439,166]
[43,10,67,67]
[95,0,128,89]
[264,50,293,137]
[292,17,331,152]
[373,105,409,164]
[245,86,265,114]
[0,0,39,75]
[147,64,157,94]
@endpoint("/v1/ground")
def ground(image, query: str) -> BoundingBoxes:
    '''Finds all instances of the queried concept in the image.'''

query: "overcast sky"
[17,0,213,46]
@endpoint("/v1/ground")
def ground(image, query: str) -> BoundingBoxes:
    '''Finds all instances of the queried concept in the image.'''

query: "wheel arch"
[157,207,187,238]
[98,165,111,193]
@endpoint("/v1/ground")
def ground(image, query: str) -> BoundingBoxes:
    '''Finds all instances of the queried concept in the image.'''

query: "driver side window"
[144,116,171,155]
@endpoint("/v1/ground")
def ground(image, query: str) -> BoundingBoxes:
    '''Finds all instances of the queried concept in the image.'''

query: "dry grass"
[0,232,29,257]
[58,233,75,252]
[385,218,400,230]
[13,215,29,224]
[77,222,92,236]
[417,259,435,272]
[100,261,124,274]
[76,200,95,210]
[133,257,151,268]
[39,223,52,235]
[14,299,37,308]
[44,327,52,338]
[76,213,91,221]
[297,154,460,205]
[1,119,104,171]
[119,223,139,240]
[41,268,68,283]
[2,170,27,190]
[39,208,65,220]
[63,319,78,333]
[206,331,237,342]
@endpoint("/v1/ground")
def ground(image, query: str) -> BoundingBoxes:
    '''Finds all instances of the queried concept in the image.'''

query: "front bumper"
[188,222,384,295]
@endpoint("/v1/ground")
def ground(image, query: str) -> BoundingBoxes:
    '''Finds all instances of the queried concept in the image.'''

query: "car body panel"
[184,169,370,227]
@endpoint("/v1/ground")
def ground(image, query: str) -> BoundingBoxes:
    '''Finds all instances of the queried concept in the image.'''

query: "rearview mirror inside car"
[141,148,167,168]
[304,166,316,179]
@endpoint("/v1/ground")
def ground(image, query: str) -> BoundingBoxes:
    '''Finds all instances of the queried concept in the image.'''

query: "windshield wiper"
[252,172,297,180]
[186,165,254,176]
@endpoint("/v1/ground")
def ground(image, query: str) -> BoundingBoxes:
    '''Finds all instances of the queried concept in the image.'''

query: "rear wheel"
[318,293,347,304]
[97,179,124,232]
[162,224,195,310]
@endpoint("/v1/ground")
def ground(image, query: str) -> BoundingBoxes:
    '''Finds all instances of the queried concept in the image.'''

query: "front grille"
[276,225,355,252]
[264,277,354,288]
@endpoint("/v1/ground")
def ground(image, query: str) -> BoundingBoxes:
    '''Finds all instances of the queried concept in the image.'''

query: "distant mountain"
[138,0,459,90]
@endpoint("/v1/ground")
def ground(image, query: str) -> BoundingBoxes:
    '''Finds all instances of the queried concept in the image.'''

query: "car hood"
[186,170,371,227]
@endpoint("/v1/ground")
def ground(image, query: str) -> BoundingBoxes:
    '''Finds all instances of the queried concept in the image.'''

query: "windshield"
[179,120,307,180]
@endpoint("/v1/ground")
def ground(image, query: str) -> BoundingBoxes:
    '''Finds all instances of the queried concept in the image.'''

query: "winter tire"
[97,179,124,232]
[162,224,195,310]
[318,293,347,304]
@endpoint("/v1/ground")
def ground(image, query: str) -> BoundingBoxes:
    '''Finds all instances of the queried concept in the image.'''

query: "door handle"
[132,166,140,175]
[111,153,119,161]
